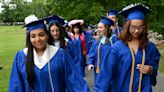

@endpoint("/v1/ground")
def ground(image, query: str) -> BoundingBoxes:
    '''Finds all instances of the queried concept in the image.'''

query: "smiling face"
[98,23,106,36]
[50,24,60,40]
[129,20,145,38]
[30,29,48,51]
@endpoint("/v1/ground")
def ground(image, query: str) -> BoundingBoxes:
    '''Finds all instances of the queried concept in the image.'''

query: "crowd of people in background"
[8,3,161,92]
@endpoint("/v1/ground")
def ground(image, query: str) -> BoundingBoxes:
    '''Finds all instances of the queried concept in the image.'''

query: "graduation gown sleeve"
[88,39,98,65]
[63,51,90,92]
[147,42,161,86]
[65,41,77,63]
[8,51,31,92]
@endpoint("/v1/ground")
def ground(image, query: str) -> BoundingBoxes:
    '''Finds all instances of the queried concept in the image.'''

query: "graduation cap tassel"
[138,49,145,92]
[128,43,145,92]
[96,43,101,74]
[128,43,135,92]
[96,66,100,73]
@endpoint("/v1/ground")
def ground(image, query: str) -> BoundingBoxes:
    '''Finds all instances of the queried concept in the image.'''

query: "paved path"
[159,50,164,54]
[153,72,164,92]
[85,70,164,92]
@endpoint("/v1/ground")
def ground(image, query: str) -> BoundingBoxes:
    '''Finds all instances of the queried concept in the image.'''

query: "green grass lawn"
[0,26,26,92]
[0,26,164,91]
[159,53,164,72]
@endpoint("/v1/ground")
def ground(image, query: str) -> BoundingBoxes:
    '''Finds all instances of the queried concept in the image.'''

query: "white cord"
[48,47,54,92]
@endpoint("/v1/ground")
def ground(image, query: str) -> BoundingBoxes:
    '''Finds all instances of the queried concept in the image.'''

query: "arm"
[8,52,24,92]
[149,43,161,86]
[88,40,97,65]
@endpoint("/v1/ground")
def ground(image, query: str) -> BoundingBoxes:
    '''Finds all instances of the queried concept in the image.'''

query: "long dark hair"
[104,24,112,39]
[26,28,48,89]
[71,23,83,35]
[48,22,68,48]
[120,20,148,49]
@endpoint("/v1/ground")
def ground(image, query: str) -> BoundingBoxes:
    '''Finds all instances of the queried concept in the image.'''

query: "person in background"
[107,9,122,38]
[64,23,72,37]
[92,29,101,41]
[45,15,76,64]
[87,16,117,82]
[95,3,161,92]
[8,17,90,92]
[68,19,91,77]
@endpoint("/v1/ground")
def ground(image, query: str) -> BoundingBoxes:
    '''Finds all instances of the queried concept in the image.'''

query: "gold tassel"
[128,43,145,92]
[96,43,101,74]
[128,43,135,92]
[138,49,145,92]
[96,66,100,73]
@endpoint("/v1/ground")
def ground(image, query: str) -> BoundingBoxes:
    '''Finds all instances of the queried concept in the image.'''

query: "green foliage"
[0,0,163,34]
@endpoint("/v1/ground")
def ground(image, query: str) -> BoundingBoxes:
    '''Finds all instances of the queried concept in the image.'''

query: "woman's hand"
[88,64,94,71]
[137,64,153,74]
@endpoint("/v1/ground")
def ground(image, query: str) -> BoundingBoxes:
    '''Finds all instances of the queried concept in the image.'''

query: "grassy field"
[0,26,164,91]
[157,43,164,72]
[0,26,26,92]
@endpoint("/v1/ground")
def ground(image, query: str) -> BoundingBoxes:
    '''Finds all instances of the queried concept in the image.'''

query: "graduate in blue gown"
[8,17,90,92]
[107,9,122,38]
[95,3,161,92]
[87,16,117,81]
[44,15,76,62]
[63,23,73,41]
[68,19,91,77]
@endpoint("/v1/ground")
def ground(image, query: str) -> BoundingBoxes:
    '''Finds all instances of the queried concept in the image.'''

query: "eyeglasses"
[130,25,145,31]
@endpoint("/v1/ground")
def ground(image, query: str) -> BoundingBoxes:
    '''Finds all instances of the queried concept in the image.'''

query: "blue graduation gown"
[88,37,117,81]
[110,34,118,44]
[94,40,160,92]
[112,26,122,37]
[65,40,77,62]
[83,31,92,53]
[9,48,90,92]
[72,37,86,77]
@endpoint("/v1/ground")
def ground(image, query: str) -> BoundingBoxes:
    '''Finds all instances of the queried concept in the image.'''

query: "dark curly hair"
[71,23,83,35]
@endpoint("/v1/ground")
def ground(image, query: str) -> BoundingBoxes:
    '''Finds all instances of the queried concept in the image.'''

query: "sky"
[0,0,32,13]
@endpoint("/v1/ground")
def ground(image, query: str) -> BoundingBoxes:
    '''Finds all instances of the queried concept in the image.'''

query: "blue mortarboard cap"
[99,16,114,26]
[118,3,151,21]
[44,15,65,25]
[107,10,118,16]
[24,18,46,32]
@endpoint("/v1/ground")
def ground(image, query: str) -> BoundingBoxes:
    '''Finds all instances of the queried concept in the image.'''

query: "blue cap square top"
[23,18,46,32]
[107,10,118,16]
[99,16,114,26]
[118,3,151,21]
[44,15,65,25]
